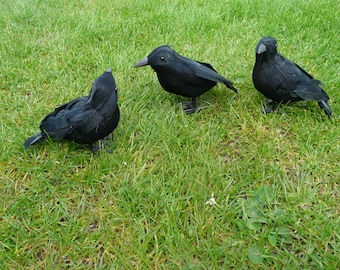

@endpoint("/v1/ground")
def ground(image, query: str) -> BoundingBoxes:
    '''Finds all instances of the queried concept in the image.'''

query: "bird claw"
[89,144,113,154]
[262,106,275,114]
[181,100,212,114]
[182,107,196,114]
[88,145,100,154]
[266,99,275,105]
[262,104,284,115]
[97,136,114,153]
[77,136,114,154]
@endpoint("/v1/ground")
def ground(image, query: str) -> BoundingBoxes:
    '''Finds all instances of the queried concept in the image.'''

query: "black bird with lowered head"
[24,67,120,153]
[252,36,332,117]
[134,45,238,113]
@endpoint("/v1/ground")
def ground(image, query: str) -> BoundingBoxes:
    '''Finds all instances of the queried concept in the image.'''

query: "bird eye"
[160,56,165,61]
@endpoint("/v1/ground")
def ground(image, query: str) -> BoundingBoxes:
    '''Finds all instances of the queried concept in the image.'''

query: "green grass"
[1,0,339,268]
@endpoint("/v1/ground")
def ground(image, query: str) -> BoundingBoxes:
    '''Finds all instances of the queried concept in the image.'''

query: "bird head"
[255,36,278,55]
[87,68,117,111]
[134,45,175,68]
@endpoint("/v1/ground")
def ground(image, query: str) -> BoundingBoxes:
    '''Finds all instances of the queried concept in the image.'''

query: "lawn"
[0,0,339,268]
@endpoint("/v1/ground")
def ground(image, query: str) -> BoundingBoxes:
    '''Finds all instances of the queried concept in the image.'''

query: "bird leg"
[262,99,283,114]
[97,135,114,154]
[78,135,114,154]
[76,143,100,154]
[266,99,275,105]
[88,144,100,154]
[181,98,197,114]
[181,97,211,114]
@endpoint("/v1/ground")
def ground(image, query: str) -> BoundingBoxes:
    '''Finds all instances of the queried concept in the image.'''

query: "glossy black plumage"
[252,36,332,116]
[134,45,238,113]
[24,68,120,152]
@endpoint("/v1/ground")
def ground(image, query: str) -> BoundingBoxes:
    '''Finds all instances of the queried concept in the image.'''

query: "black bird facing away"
[24,68,120,153]
[134,45,238,113]
[252,36,332,117]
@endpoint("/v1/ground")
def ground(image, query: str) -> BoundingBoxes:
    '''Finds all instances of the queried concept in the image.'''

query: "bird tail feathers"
[318,101,332,117]
[24,132,45,148]
[222,79,238,94]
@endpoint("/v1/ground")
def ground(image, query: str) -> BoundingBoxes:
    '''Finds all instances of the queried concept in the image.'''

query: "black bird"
[134,45,238,113]
[24,68,120,152]
[252,36,332,116]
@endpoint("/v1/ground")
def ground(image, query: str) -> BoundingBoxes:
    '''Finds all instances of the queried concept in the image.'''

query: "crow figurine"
[134,45,238,113]
[24,67,120,153]
[252,36,332,117]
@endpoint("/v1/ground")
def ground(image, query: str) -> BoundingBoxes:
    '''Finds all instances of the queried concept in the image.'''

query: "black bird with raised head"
[252,36,332,117]
[134,45,238,113]
[24,67,120,152]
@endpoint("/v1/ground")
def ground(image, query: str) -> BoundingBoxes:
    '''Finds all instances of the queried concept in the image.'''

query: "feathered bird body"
[153,60,218,98]
[24,68,120,150]
[134,45,238,112]
[252,37,331,116]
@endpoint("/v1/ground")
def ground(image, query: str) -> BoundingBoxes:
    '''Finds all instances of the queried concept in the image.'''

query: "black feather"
[24,68,120,151]
[252,36,332,117]
[135,45,238,113]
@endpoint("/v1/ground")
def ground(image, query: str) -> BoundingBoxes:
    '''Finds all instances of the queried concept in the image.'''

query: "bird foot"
[89,144,113,154]
[266,99,275,105]
[97,136,114,153]
[88,144,100,154]
[181,100,212,114]
[76,144,100,154]
[78,136,114,154]
[262,104,284,115]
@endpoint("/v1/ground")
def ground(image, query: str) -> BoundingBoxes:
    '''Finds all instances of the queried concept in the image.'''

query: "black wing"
[39,97,105,139]
[272,54,328,101]
[193,61,238,93]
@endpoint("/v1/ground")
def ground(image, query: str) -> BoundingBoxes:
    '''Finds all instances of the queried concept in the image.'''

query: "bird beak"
[134,57,149,68]
[105,67,112,73]
[256,44,267,54]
